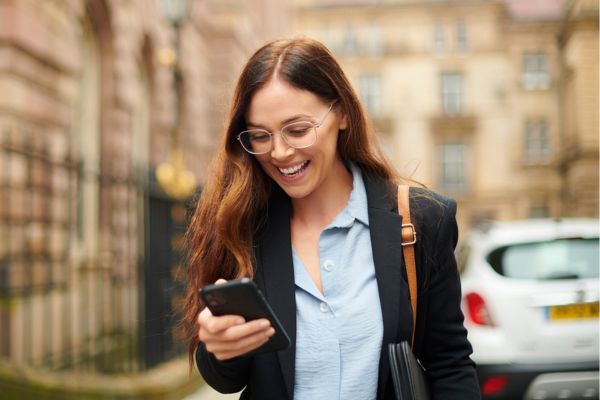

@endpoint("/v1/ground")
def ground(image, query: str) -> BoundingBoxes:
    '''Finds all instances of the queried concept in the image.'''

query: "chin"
[280,187,309,200]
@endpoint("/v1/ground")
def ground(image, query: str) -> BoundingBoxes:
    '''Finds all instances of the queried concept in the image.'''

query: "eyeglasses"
[237,102,337,155]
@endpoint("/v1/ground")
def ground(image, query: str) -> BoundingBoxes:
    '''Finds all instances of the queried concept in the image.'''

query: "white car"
[458,219,599,400]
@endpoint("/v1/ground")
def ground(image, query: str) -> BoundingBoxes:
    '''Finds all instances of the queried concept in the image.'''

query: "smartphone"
[198,278,291,356]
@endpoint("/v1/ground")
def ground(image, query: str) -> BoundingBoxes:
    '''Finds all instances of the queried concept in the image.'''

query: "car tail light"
[465,292,495,326]
[481,375,508,396]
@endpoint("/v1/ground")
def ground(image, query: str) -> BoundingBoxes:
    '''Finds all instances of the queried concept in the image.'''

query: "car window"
[487,238,599,280]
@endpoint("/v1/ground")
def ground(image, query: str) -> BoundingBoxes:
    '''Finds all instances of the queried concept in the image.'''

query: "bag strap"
[398,185,417,348]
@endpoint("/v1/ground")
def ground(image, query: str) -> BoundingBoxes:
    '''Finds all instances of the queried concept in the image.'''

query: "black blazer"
[196,171,481,400]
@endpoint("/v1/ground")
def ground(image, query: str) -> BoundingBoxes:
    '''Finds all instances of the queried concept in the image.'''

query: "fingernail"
[267,328,275,336]
[260,320,270,328]
[235,318,244,325]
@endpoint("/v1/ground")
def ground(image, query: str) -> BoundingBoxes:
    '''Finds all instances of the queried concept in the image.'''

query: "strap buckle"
[401,223,417,246]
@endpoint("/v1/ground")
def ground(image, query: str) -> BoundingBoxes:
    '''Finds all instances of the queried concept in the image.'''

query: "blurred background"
[0,0,597,399]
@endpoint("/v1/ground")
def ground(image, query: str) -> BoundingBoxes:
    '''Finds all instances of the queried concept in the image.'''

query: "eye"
[248,131,270,142]
[285,123,313,137]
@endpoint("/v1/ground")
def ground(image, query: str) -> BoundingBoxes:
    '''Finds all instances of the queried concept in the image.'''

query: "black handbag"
[388,341,430,400]
[389,186,430,400]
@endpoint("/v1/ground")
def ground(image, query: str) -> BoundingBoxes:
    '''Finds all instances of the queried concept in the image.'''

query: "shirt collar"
[327,163,370,229]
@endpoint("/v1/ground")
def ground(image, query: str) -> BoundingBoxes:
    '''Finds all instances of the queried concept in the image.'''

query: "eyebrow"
[246,113,314,129]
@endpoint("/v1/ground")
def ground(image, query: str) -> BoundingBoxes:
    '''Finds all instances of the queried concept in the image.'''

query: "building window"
[434,22,444,53]
[522,53,549,90]
[456,241,472,273]
[524,119,550,164]
[439,142,468,193]
[456,21,467,51]
[359,73,382,114]
[366,23,382,56]
[342,26,358,56]
[320,26,335,51]
[132,44,151,176]
[132,45,152,260]
[74,15,101,259]
[441,72,462,114]
[529,204,550,218]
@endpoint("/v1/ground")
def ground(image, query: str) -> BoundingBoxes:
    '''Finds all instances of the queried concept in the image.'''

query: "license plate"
[548,302,599,321]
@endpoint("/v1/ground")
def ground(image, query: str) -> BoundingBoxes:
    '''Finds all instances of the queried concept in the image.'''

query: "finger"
[206,324,274,353]
[209,328,276,360]
[197,305,213,325]
[213,337,269,361]
[197,308,246,341]
[220,319,271,341]
[200,318,268,344]
[206,314,246,334]
[214,279,227,285]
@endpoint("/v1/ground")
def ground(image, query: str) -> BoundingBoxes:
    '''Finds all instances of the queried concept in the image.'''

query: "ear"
[339,113,348,130]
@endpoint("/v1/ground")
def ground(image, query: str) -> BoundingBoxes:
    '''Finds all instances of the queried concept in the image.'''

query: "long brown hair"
[184,37,399,363]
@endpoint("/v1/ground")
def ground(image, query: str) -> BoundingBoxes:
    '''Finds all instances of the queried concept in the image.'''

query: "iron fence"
[0,130,187,373]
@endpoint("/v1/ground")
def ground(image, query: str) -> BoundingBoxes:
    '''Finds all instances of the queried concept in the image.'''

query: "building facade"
[0,0,288,397]
[558,0,599,217]
[293,0,598,231]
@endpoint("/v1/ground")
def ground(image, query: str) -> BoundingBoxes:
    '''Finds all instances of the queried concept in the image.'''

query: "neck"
[290,160,353,231]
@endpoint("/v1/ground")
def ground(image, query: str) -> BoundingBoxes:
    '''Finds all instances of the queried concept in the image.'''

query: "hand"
[197,279,276,360]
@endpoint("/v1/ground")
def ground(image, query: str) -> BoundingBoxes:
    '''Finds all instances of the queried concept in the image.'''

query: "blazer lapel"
[256,190,296,399]
[364,175,414,399]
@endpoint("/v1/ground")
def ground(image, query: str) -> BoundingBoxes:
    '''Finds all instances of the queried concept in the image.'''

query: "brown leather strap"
[398,185,417,348]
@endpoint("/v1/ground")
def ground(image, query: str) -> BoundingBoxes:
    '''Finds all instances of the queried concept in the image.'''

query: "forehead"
[246,79,325,127]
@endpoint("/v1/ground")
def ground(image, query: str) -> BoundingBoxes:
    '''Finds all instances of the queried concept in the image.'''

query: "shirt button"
[319,302,329,313]
[323,259,335,272]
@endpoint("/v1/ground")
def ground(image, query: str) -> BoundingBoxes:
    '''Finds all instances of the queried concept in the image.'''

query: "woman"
[184,38,481,399]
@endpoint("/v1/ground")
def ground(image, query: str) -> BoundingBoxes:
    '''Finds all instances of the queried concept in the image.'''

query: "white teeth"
[278,161,308,175]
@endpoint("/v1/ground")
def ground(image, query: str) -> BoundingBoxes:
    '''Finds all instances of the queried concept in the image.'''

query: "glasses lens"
[282,122,316,148]
[240,130,271,154]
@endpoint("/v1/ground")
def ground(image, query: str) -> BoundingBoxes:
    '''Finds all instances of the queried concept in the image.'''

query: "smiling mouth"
[278,161,309,177]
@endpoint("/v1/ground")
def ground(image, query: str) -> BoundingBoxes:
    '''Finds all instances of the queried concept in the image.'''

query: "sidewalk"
[183,384,240,400]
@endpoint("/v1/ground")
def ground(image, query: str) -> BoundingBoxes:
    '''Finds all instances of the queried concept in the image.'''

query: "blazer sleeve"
[416,197,481,399]
[195,342,251,393]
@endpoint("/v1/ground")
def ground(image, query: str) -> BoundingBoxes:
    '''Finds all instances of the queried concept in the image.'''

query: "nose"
[270,133,294,160]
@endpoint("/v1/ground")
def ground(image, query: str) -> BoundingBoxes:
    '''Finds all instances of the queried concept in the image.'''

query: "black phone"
[198,278,291,356]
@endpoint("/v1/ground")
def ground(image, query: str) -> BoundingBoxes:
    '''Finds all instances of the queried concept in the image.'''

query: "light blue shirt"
[292,164,383,400]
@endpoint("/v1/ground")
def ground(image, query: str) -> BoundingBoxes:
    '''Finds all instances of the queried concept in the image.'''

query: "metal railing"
[0,130,187,374]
